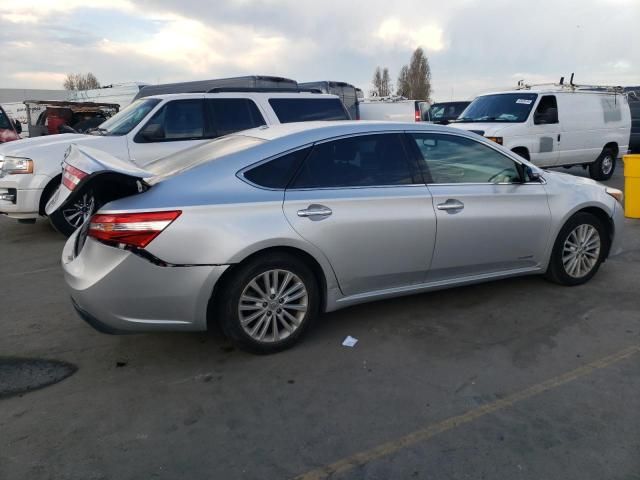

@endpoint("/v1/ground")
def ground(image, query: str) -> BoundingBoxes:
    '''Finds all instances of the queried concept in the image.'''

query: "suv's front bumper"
[0,173,50,219]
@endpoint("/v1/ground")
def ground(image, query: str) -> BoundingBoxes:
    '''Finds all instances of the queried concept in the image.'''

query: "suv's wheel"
[545,212,608,286]
[216,252,320,354]
[588,148,616,181]
[48,191,95,237]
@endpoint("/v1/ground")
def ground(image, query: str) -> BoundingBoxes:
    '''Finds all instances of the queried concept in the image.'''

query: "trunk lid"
[45,144,153,216]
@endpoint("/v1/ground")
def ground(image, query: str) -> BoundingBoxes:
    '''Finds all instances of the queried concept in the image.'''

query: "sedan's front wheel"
[216,252,320,353]
[545,212,608,285]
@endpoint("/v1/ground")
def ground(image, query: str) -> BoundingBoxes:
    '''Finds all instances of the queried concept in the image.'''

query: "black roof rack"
[206,87,322,94]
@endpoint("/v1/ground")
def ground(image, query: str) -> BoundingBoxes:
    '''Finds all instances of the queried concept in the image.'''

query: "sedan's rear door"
[406,131,552,282]
[283,132,436,297]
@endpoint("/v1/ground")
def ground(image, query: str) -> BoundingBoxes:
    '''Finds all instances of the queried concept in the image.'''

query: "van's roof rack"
[516,73,624,94]
[206,87,322,93]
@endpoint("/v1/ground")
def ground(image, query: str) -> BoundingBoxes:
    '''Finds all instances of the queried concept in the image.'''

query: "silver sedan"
[54,122,624,353]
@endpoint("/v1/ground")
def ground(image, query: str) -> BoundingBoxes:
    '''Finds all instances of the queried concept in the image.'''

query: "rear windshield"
[146,134,265,184]
[269,98,350,123]
[457,94,538,123]
[0,108,11,129]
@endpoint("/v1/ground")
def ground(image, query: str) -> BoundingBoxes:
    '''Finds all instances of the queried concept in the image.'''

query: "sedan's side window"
[290,134,413,189]
[135,99,205,143]
[410,133,521,184]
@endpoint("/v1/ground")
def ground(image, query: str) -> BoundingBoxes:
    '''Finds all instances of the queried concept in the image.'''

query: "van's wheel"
[588,148,616,181]
[545,212,608,286]
[216,252,319,354]
[48,191,95,237]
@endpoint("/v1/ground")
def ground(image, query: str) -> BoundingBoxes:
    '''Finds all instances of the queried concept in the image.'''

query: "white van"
[0,91,349,235]
[359,97,430,122]
[450,87,631,180]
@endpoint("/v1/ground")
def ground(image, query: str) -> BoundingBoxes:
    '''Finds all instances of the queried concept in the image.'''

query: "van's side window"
[534,96,558,124]
[136,99,206,143]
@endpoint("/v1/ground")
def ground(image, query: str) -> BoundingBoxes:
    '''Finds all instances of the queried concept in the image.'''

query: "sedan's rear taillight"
[62,163,88,191]
[88,210,182,248]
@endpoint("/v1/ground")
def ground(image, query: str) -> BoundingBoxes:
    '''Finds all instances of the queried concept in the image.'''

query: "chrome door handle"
[297,205,333,218]
[437,200,464,211]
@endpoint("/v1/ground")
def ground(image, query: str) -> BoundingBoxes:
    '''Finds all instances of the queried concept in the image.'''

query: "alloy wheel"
[61,193,95,229]
[238,269,309,343]
[562,224,601,278]
[601,155,613,175]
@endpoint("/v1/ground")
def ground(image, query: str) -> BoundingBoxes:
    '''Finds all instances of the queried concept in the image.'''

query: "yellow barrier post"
[624,154,640,219]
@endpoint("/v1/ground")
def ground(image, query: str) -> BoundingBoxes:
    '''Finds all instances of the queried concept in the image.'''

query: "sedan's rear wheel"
[545,212,608,285]
[216,253,319,353]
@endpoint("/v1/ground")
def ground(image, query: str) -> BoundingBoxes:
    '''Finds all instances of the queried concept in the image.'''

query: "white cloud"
[0,0,135,23]
[98,14,295,74]
[375,18,444,51]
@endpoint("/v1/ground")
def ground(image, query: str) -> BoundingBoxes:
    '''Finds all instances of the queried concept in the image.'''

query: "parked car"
[451,87,631,180]
[50,121,624,354]
[0,105,21,143]
[429,101,470,124]
[359,97,430,122]
[624,87,640,153]
[0,90,349,235]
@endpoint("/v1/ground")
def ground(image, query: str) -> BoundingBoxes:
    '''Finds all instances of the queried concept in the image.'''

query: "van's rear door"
[45,144,152,217]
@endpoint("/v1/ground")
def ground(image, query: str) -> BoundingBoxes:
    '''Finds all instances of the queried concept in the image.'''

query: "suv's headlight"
[0,156,34,175]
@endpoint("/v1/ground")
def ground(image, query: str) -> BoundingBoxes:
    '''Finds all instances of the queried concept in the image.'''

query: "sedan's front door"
[283,133,437,297]
[407,132,552,281]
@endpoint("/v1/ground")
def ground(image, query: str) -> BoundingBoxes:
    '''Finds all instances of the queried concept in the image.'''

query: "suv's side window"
[206,99,266,137]
[136,99,205,142]
[534,95,558,124]
[410,133,521,184]
[290,134,413,189]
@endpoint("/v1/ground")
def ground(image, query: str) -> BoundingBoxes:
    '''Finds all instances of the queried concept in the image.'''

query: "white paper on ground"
[342,336,358,347]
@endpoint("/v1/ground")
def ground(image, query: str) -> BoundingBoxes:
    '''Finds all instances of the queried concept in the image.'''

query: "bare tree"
[63,72,101,91]
[371,66,383,96]
[380,68,392,97]
[396,47,432,100]
[408,47,432,101]
[396,65,410,97]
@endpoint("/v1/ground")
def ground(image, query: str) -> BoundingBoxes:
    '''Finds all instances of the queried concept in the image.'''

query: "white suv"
[0,91,349,235]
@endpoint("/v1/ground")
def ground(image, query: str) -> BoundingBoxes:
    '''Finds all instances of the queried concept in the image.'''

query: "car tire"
[545,212,608,286]
[588,148,616,181]
[48,190,95,237]
[215,252,320,354]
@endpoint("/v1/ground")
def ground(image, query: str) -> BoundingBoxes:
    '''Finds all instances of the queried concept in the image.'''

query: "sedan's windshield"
[96,98,161,136]
[0,108,11,129]
[456,93,538,123]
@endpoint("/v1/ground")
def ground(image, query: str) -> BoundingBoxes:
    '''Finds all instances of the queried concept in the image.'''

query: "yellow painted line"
[294,344,640,480]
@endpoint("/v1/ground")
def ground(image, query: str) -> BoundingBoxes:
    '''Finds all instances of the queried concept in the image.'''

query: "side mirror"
[140,123,164,141]
[525,166,542,182]
[13,119,22,134]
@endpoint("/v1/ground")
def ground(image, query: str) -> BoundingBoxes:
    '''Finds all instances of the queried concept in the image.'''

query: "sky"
[0,0,638,101]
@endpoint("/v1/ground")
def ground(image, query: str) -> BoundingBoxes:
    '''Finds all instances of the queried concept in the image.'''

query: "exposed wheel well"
[575,207,614,258]
[511,147,530,160]
[206,246,329,330]
[38,174,62,216]
[603,142,618,158]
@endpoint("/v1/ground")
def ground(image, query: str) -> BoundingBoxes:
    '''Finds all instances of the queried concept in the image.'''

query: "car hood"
[449,122,516,136]
[0,133,116,156]
[542,169,602,188]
